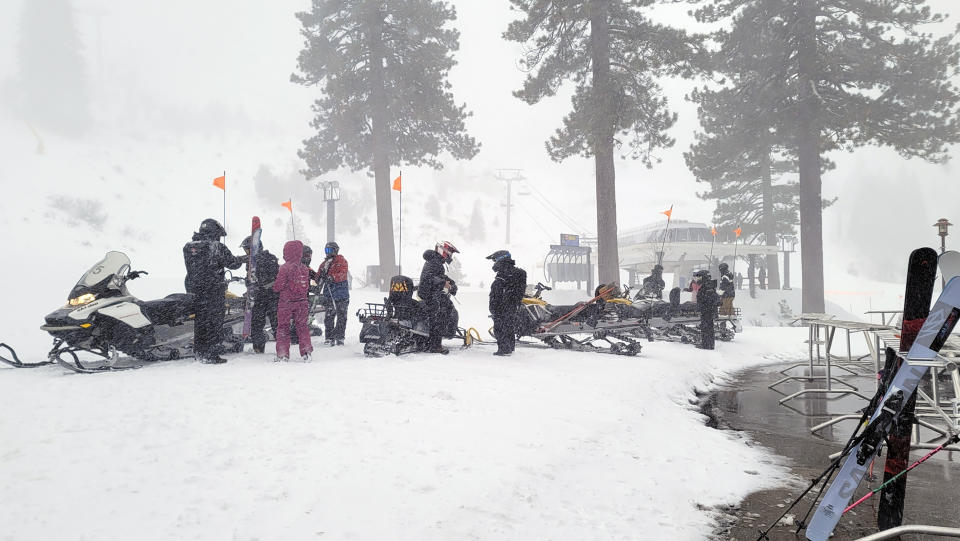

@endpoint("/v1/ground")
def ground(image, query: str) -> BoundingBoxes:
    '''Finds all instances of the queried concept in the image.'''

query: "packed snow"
[0,286,806,540]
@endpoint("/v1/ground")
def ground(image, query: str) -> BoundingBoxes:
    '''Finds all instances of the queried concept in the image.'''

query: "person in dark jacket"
[241,235,280,354]
[641,264,666,299]
[694,270,719,350]
[318,241,350,346]
[487,250,527,356]
[717,262,736,316]
[419,241,459,354]
[183,218,244,364]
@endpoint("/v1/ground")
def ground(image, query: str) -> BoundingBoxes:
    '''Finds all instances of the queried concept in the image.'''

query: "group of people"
[182,218,350,364]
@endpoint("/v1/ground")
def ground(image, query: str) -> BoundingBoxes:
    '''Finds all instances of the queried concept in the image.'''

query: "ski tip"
[252,216,261,231]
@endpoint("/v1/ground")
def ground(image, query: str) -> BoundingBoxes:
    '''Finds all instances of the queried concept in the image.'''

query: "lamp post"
[779,234,798,290]
[315,180,341,242]
[935,218,952,287]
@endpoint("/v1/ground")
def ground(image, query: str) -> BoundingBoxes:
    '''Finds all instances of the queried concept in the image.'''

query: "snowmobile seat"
[142,294,196,325]
[387,275,421,320]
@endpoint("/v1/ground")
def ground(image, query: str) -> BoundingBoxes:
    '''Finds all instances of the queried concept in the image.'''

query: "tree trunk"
[796,0,825,312]
[761,148,781,290]
[589,0,620,286]
[367,2,397,291]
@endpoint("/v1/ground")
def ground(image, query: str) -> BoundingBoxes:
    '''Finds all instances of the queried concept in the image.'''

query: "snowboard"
[806,273,959,541]
[242,217,262,340]
[876,249,958,529]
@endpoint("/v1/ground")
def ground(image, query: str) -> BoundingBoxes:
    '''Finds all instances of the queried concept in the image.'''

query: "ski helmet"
[435,241,459,263]
[302,245,313,265]
[653,264,663,273]
[324,241,339,256]
[199,218,226,239]
[718,262,729,273]
[485,250,511,263]
[240,235,262,252]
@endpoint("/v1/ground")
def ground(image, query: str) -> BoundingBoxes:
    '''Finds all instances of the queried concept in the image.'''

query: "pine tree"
[293,0,479,290]
[504,0,704,285]
[16,0,90,135]
[466,200,486,242]
[695,0,960,312]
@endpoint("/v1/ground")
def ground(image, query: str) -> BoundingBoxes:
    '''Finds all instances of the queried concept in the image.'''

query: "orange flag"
[711,226,717,237]
[212,175,225,190]
[281,200,293,213]
[662,207,672,219]
[734,226,742,238]
[392,174,402,192]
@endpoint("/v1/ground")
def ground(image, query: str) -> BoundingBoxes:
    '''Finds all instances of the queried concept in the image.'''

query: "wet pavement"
[704,362,960,541]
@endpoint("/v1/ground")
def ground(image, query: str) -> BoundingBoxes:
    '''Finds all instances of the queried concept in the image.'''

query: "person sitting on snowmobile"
[183,218,245,364]
[641,264,666,299]
[419,241,459,355]
[694,270,720,350]
[317,241,350,346]
[487,250,527,356]
[241,235,279,354]
[718,262,736,316]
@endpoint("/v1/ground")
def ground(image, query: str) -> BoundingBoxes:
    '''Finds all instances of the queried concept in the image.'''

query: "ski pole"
[843,434,959,515]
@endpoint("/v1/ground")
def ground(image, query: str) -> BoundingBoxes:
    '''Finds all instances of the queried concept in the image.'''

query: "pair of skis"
[804,248,960,541]
[241,217,262,340]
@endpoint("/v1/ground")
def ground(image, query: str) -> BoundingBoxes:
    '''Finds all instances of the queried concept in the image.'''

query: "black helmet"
[240,235,262,252]
[199,218,226,239]
[302,245,313,265]
[719,262,729,272]
[486,250,511,262]
[653,264,663,272]
[324,241,339,256]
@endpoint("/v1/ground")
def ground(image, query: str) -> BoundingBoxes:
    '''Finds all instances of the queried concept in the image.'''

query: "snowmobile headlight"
[68,293,97,307]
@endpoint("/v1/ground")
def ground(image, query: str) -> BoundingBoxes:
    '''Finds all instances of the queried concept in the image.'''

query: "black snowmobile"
[0,251,243,373]
[357,275,478,357]
[631,287,740,344]
[514,283,645,355]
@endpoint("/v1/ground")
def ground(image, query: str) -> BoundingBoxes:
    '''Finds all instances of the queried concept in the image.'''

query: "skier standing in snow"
[183,218,245,364]
[717,262,736,316]
[487,250,526,356]
[695,270,719,350]
[241,235,280,354]
[641,264,666,299]
[419,241,459,354]
[290,245,319,346]
[272,240,313,362]
[317,242,350,346]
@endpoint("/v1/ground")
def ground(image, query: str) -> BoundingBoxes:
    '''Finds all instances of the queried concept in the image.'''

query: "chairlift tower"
[315,180,341,242]
[495,169,525,246]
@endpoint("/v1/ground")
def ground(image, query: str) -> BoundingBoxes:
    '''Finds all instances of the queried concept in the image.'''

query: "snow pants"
[719,297,735,316]
[699,312,715,350]
[492,309,518,354]
[276,299,312,358]
[252,290,278,352]
[194,284,227,359]
[324,297,349,341]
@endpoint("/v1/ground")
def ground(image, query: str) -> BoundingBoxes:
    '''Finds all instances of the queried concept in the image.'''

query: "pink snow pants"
[276,299,313,358]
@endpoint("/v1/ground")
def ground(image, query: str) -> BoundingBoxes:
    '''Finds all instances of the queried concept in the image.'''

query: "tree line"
[293,0,960,310]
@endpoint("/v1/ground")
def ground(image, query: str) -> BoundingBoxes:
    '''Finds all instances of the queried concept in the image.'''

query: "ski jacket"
[419,250,451,303]
[641,272,666,298]
[247,249,279,294]
[684,280,701,303]
[489,259,527,315]
[696,280,720,312]
[273,241,311,304]
[318,254,350,301]
[719,271,735,299]
[183,232,244,295]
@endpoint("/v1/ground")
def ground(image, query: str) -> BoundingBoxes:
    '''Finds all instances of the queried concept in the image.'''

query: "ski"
[805,273,960,541]
[241,216,262,340]
[0,343,53,368]
[875,248,957,529]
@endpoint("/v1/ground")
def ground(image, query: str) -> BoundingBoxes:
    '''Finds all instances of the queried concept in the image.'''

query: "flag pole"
[222,170,227,236]
[398,170,402,276]
[657,205,673,266]
[290,197,296,240]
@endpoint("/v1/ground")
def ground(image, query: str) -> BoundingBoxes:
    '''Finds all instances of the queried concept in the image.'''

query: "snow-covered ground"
[0,283,808,540]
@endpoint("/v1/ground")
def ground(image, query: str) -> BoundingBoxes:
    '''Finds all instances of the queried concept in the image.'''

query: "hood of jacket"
[423,249,443,263]
[492,258,516,273]
[283,240,304,263]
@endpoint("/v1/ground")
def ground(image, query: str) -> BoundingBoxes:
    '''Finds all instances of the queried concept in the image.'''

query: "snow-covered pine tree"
[292,0,479,290]
[694,0,960,312]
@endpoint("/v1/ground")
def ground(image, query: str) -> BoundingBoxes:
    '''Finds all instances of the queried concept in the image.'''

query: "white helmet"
[435,240,460,263]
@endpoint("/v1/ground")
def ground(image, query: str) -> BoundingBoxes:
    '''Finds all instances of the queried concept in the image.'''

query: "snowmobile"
[0,251,244,373]
[356,275,479,357]
[632,287,741,344]
[513,283,645,355]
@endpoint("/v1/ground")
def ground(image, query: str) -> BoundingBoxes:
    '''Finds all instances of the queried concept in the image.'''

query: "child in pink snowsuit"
[273,240,313,361]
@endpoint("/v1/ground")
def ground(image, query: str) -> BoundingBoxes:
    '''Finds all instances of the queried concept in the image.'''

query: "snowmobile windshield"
[68,251,132,301]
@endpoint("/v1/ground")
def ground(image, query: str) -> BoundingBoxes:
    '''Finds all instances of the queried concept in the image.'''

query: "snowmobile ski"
[242,216,262,340]
[806,273,960,541]
[0,343,53,368]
